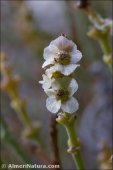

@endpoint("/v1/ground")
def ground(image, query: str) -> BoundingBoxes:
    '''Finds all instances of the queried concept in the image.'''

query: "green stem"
[99,35,111,56]
[13,103,43,146]
[87,7,111,56]
[56,113,85,169]
[99,35,112,72]
[18,106,33,129]
[86,8,112,71]
[65,123,84,170]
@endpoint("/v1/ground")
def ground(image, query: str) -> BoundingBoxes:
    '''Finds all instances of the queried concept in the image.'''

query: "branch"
[50,114,61,169]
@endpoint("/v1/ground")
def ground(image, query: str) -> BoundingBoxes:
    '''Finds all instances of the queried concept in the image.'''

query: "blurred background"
[1,0,112,169]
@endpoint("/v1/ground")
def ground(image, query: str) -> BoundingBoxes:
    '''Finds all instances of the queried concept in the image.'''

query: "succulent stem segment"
[56,113,84,170]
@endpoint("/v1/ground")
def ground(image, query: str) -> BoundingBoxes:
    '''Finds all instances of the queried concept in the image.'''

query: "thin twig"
[65,1,82,51]
[50,114,61,169]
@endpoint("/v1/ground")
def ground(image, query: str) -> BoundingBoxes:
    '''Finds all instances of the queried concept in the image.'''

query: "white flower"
[42,36,82,75]
[39,74,54,91]
[46,63,79,77]
[45,79,79,113]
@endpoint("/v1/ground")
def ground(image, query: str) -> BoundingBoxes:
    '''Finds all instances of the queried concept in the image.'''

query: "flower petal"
[44,45,58,60]
[51,81,60,90]
[45,89,55,96]
[39,80,43,84]
[42,57,54,68]
[61,97,79,113]
[39,74,52,90]
[70,50,82,63]
[42,83,51,91]
[46,96,61,113]
[50,36,77,52]
[45,66,57,78]
[95,19,112,31]
[54,64,79,76]
[68,79,78,97]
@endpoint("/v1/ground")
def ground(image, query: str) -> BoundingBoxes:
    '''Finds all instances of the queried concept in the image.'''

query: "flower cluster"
[39,35,82,114]
[88,9,113,37]
[89,14,112,34]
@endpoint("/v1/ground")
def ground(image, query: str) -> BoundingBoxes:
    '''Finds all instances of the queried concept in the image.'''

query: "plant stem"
[17,105,33,129]
[11,101,42,146]
[50,114,61,169]
[65,122,84,170]
[99,35,112,72]
[56,113,85,170]
[99,35,111,56]
[83,6,112,71]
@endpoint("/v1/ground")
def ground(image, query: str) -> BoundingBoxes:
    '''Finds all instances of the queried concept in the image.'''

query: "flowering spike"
[39,36,82,114]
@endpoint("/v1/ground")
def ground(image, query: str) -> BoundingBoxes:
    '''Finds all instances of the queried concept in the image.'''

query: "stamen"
[56,51,70,65]
[56,89,69,102]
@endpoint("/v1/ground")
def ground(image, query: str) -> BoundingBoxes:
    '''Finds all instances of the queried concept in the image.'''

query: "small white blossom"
[39,74,53,91]
[45,79,79,113]
[42,36,82,75]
